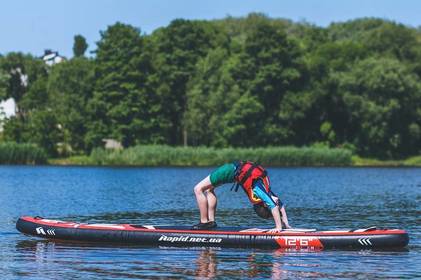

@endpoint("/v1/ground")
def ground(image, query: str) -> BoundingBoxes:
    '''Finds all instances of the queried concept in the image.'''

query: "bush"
[89,145,352,166]
[0,142,47,164]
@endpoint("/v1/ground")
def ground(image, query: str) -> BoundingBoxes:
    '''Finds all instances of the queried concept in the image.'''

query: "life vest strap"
[231,161,268,194]
[239,164,258,185]
[230,183,241,192]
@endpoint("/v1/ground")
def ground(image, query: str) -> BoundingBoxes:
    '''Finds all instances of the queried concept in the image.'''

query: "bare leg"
[193,176,214,223]
[206,188,217,222]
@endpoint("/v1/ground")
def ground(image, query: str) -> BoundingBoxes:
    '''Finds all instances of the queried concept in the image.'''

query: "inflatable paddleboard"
[16,216,409,250]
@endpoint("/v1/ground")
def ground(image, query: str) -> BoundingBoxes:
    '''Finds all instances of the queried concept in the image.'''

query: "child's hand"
[268,227,283,233]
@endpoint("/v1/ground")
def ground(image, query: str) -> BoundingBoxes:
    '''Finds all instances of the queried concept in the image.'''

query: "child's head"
[253,203,272,219]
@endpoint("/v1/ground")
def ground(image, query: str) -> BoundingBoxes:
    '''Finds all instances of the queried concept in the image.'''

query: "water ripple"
[1,166,420,279]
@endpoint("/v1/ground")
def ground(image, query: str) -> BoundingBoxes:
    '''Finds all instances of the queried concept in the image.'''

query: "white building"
[0,98,16,132]
[0,50,66,132]
[102,139,123,150]
[41,49,66,66]
[0,98,16,117]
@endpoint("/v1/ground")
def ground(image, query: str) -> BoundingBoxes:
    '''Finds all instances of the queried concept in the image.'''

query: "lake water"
[1,166,420,279]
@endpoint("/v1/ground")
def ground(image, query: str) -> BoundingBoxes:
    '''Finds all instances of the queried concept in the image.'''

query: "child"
[193,161,291,232]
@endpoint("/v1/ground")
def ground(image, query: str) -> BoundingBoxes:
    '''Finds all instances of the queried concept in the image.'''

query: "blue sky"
[0,0,420,58]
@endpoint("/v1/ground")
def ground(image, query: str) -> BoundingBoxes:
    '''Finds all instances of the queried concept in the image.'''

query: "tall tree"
[86,22,154,149]
[337,57,421,157]
[233,19,307,145]
[184,47,237,146]
[0,53,47,114]
[73,35,88,57]
[48,58,95,152]
[151,19,223,145]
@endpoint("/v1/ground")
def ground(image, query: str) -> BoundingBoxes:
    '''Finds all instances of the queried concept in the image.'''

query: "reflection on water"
[1,166,420,279]
[12,239,416,279]
[195,248,217,278]
[13,241,323,279]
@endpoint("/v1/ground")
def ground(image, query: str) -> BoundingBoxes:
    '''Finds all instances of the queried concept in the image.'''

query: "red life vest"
[233,161,270,204]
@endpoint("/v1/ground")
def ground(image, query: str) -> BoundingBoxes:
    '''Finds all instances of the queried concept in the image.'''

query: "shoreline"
[46,155,421,167]
[1,143,420,167]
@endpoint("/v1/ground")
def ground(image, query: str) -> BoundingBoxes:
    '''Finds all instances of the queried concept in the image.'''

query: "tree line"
[0,14,420,159]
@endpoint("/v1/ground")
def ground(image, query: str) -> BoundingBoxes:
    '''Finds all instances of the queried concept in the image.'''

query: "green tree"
[27,110,61,156]
[2,116,26,143]
[304,40,368,146]
[86,22,155,149]
[2,16,421,159]
[48,58,95,152]
[73,35,88,57]
[337,57,421,157]
[0,53,50,152]
[233,19,308,145]
[329,18,419,60]
[220,93,265,146]
[0,67,10,100]
[20,77,48,110]
[151,19,224,145]
[184,47,234,146]
[0,53,47,115]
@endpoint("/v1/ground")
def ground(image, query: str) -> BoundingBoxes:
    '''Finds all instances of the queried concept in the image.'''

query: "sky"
[0,0,420,58]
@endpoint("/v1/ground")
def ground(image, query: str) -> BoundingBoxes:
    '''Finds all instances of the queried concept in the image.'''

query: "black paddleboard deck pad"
[16,216,409,250]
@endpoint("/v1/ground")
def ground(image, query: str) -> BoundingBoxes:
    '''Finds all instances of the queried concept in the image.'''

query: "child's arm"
[280,205,291,229]
[271,194,292,229]
[267,205,283,233]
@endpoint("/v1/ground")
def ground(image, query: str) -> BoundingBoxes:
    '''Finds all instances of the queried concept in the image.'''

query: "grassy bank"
[48,146,421,167]
[0,142,47,164]
[49,145,353,166]
[352,155,421,167]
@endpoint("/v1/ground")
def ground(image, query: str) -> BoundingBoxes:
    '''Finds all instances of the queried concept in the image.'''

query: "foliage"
[336,57,420,158]
[73,35,88,57]
[404,155,421,166]
[89,145,352,166]
[48,57,95,153]
[1,16,421,160]
[151,19,225,145]
[0,68,10,100]
[86,22,158,149]
[0,142,47,164]
[0,53,47,108]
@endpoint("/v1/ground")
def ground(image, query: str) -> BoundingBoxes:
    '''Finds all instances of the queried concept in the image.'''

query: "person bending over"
[193,161,291,233]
